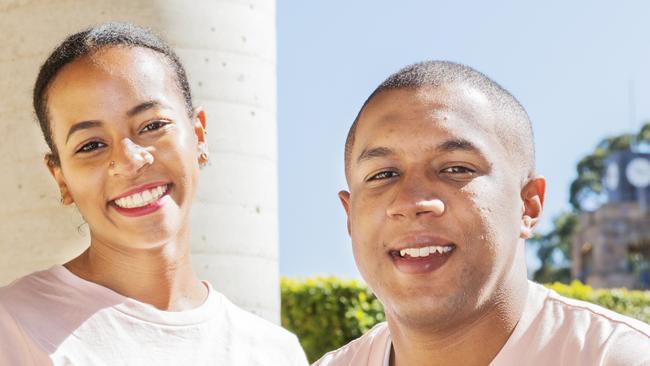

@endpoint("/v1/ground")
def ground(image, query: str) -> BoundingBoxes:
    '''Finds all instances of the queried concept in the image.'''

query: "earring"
[109,161,115,168]
[60,195,72,205]
[199,144,209,166]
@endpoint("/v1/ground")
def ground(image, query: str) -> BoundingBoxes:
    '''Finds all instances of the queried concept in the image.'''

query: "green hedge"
[281,277,650,363]
[280,277,385,362]
[545,280,650,323]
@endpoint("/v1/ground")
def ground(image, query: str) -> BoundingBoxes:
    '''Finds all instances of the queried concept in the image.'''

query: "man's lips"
[388,234,455,255]
[389,244,456,258]
[388,234,456,274]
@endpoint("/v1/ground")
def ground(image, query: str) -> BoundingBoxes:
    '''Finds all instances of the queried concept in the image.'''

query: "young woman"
[0,22,307,365]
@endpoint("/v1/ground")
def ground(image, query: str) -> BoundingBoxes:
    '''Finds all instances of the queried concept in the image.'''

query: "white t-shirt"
[314,281,650,366]
[0,266,308,366]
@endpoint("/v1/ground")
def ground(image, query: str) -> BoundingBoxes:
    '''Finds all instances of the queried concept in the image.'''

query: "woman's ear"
[193,107,207,143]
[45,154,73,205]
[193,107,209,167]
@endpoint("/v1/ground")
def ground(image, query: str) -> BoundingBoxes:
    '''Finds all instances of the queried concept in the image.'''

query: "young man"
[315,61,650,366]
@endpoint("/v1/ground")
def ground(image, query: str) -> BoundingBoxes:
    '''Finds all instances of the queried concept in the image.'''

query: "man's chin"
[381,290,471,330]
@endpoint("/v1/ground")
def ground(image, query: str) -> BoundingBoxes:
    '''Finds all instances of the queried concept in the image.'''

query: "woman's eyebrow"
[64,101,169,145]
[126,100,164,117]
[65,120,102,144]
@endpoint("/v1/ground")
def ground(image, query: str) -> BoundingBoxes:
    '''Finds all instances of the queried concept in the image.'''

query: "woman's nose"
[108,138,154,177]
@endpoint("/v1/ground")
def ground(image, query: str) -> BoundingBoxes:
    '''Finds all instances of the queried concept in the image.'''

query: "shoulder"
[525,282,650,364]
[313,322,390,366]
[215,291,308,364]
[540,283,650,337]
[0,266,118,353]
[0,267,62,316]
[0,270,61,365]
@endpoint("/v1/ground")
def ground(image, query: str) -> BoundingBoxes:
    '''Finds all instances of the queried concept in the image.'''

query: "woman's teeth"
[113,185,167,209]
[399,245,454,258]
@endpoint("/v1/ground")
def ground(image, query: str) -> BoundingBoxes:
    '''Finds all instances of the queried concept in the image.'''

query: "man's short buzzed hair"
[344,60,535,179]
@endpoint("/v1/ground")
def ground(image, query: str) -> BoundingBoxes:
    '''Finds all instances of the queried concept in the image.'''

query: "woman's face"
[46,46,207,249]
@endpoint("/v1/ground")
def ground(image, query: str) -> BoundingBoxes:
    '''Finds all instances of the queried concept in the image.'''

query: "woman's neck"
[64,235,207,311]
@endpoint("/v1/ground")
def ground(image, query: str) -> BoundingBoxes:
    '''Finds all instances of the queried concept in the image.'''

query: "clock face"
[626,157,650,188]
[605,162,619,190]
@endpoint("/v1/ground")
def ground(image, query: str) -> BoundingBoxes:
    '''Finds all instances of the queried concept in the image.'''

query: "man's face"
[340,85,541,329]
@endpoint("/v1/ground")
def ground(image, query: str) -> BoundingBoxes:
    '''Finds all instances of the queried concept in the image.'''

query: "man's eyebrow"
[356,146,395,164]
[126,100,164,117]
[436,138,481,154]
[65,120,102,144]
[355,139,482,164]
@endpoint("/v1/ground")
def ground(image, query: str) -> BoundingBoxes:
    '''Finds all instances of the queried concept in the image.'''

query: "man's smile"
[391,244,455,258]
[387,233,457,274]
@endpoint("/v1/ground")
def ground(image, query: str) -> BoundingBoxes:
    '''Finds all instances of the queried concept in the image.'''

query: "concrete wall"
[0,0,280,322]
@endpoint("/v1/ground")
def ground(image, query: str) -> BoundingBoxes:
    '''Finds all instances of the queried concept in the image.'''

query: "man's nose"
[108,138,154,177]
[386,175,445,219]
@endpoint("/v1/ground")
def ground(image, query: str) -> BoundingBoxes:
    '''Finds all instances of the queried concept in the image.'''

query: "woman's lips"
[110,184,171,217]
[109,181,170,202]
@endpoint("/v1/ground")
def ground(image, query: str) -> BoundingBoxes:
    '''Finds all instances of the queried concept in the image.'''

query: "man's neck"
[387,271,529,366]
[64,234,207,312]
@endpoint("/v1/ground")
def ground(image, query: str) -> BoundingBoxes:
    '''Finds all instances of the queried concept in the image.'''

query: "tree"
[569,134,635,211]
[531,212,577,283]
[531,122,650,283]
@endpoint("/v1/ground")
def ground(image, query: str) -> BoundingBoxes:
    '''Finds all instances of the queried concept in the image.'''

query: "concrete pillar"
[0,0,279,323]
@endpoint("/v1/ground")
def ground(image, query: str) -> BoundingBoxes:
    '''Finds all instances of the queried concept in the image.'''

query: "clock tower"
[572,151,650,289]
[604,151,650,204]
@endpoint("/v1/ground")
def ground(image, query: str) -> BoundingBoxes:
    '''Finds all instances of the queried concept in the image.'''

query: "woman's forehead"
[50,47,171,90]
[45,47,181,134]
[48,48,176,104]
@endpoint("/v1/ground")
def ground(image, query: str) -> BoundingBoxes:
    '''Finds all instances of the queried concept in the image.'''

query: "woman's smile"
[109,181,172,217]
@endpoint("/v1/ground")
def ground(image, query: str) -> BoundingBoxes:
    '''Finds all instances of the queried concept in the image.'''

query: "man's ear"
[45,154,73,205]
[338,190,352,236]
[193,107,209,166]
[520,176,545,239]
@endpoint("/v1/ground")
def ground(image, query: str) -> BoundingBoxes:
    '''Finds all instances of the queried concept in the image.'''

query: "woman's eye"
[76,141,106,153]
[368,171,399,181]
[141,120,168,132]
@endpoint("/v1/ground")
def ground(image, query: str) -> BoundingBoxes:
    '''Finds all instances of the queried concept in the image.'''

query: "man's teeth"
[114,185,166,209]
[399,245,454,258]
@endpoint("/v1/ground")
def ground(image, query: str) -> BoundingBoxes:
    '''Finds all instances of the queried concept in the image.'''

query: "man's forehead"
[354,85,498,148]
[364,84,493,117]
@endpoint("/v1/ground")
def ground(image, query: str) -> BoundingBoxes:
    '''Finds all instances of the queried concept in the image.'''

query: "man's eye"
[141,120,168,132]
[76,141,106,153]
[368,171,399,181]
[441,166,476,175]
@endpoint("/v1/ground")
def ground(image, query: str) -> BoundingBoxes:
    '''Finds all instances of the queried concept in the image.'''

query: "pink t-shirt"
[314,281,650,366]
[0,266,308,366]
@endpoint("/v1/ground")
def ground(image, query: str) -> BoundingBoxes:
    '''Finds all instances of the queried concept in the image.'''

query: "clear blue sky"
[276,1,650,278]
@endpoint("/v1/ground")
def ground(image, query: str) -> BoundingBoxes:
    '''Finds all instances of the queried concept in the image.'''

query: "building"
[572,151,650,289]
